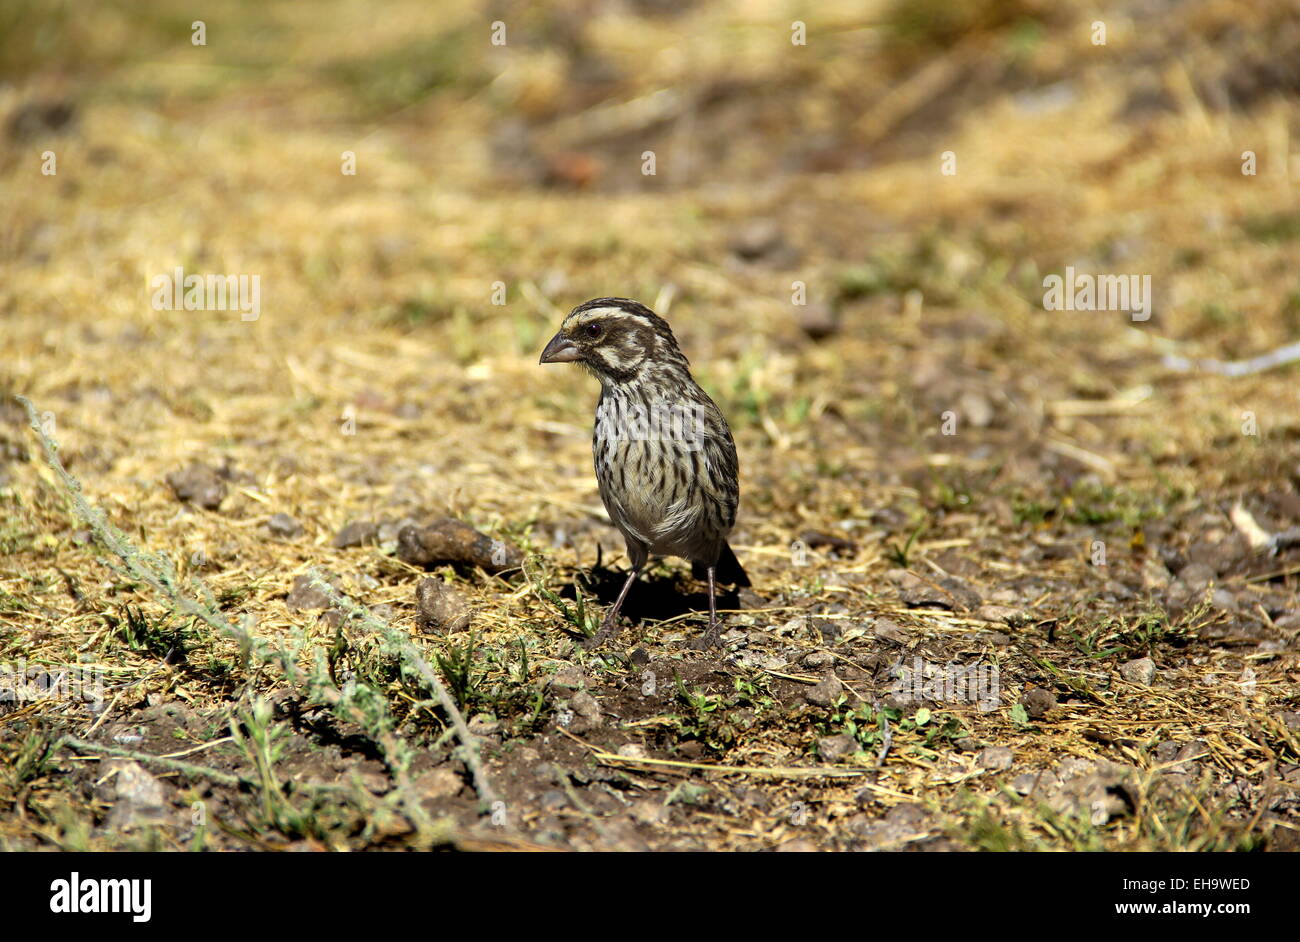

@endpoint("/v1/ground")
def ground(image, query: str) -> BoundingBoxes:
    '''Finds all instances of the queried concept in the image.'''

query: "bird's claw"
[689,623,724,651]
[580,618,619,650]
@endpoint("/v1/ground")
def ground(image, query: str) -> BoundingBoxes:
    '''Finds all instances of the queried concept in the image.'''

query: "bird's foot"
[689,622,724,651]
[580,617,619,651]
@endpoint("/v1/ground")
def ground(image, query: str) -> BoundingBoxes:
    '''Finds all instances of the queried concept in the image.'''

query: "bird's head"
[538,297,686,384]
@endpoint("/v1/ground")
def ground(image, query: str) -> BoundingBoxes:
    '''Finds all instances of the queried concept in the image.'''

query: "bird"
[539,297,749,648]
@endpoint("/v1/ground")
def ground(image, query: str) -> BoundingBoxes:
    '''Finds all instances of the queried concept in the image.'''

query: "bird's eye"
[585,323,603,339]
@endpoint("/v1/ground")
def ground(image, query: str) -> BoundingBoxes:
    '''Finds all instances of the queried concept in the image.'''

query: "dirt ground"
[2,0,1299,851]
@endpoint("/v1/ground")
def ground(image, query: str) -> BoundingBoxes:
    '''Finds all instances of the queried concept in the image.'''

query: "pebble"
[285,573,337,612]
[164,463,226,510]
[415,578,471,633]
[796,302,840,340]
[333,520,379,548]
[1021,687,1057,719]
[977,745,1014,772]
[266,512,303,538]
[816,733,859,761]
[414,768,462,800]
[570,690,602,721]
[801,650,834,669]
[105,761,170,829]
[548,665,587,691]
[1119,657,1156,685]
[871,618,910,645]
[804,673,843,707]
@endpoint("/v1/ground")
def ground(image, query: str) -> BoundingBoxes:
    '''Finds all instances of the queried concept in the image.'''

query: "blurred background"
[3,0,1299,551]
[4,0,1298,501]
[2,0,1300,853]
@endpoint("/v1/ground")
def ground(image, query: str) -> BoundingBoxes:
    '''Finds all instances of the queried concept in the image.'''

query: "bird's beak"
[539,332,581,364]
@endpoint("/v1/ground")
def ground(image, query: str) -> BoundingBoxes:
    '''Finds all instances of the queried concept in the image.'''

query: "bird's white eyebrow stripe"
[577,307,626,321]
[566,309,650,331]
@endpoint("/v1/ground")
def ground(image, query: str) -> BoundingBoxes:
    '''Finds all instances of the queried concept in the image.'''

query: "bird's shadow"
[558,563,739,628]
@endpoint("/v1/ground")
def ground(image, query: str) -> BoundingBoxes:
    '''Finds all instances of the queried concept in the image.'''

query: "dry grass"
[1,0,1298,850]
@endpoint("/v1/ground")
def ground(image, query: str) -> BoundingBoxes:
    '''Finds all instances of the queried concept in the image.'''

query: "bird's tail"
[694,541,751,587]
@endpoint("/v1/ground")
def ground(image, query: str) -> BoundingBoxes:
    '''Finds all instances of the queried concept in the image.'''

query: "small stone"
[1021,687,1057,719]
[977,746,1014,772]
[415,578,471,633]
[467,713,499,736]
[1119,657,1156,685]
[900,586,952,609]
[804,673,843,707]
[570,691,601,721]
[333,520,379,548]
[164,463,227,510]
[801,650,834,669]
[871,619,910,645]
[816,733,859,761]
[414,768,462,801]
[729,219,787,261]
[977,604,1028,626]
[548,665,587,691]
[617,743,648,759]
[396,518,523,573]
[286,573,336,612]
[105,761,170,830]
[266,512,303,538]
[796,302,840,340]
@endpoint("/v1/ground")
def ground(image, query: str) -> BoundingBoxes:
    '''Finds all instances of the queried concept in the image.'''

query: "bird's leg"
[584,561,641,648]
[691,564,723,650]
